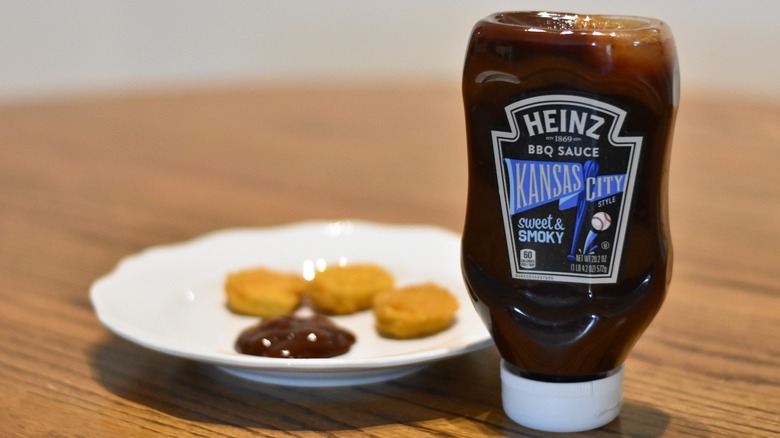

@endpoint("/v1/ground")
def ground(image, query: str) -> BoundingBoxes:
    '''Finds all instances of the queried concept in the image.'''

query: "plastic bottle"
[461,11,679,432]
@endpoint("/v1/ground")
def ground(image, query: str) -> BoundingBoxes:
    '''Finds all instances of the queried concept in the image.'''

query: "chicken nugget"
[373,283,458,339]
[225,267,307,317]
[308,264,394,315]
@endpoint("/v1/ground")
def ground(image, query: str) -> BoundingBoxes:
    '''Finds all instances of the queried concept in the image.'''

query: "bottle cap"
[500,360,624,433]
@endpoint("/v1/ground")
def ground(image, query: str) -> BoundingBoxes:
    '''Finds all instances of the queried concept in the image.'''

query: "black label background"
[492,94,643,284]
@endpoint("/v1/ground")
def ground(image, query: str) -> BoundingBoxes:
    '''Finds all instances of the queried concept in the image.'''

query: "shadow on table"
[89,334,672,436]
[89,334,509,433]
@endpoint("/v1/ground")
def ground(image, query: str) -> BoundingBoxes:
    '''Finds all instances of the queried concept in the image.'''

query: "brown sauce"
[462,12,678,381]
[235,315,356,358]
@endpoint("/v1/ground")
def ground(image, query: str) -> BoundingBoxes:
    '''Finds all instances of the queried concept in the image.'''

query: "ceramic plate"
[90,220,493,387]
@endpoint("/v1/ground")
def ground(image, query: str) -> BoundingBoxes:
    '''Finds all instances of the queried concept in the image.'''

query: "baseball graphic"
[591,212,612,231]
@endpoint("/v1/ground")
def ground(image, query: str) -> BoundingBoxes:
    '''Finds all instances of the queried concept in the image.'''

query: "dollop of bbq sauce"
[235,315,356,358]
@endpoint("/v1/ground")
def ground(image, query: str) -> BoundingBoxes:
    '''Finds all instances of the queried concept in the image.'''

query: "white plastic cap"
[500,360,624,433]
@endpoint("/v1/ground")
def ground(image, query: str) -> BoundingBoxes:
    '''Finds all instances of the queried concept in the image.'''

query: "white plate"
[90,220,493,387]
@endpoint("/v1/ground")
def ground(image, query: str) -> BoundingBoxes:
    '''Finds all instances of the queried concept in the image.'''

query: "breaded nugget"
[225,267,307,317]
[373,283,458,339]
[307,264,394,315]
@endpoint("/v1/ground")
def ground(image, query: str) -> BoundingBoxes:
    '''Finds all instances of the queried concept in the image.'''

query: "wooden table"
[1,84,778,437]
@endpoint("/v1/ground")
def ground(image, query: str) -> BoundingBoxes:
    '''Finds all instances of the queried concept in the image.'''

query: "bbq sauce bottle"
[461,12,678,432]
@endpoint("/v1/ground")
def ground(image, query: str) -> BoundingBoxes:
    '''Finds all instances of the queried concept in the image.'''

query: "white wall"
[1,1,778,103]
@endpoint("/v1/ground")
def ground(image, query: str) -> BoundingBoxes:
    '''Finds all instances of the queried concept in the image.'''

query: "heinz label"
[492,94,643,283]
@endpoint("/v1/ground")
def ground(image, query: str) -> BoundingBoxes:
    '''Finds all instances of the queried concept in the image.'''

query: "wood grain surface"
[1,84,778,437]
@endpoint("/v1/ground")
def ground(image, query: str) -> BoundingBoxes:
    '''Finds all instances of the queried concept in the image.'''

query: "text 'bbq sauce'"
[461,12,678,432]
